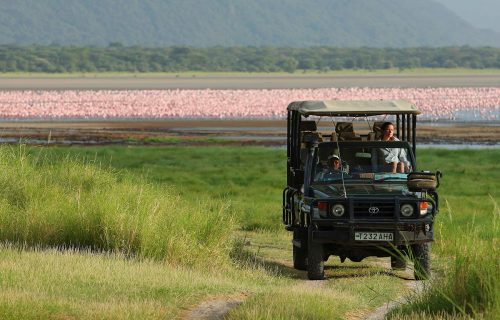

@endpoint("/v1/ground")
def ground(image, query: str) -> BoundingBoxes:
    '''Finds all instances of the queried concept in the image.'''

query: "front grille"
[353,201,395,218]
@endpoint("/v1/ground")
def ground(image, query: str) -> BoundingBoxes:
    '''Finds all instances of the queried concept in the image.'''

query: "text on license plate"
[355,232,393,241]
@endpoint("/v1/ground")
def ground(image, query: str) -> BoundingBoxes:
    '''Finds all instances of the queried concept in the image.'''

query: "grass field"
[3,69,499,89]
[0,145,498,319]
[389,150,500,319]
[29,146,285,231]
[2,68,500,78]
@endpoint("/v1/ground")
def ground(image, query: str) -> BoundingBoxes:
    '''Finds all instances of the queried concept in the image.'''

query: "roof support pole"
[407,114,411,144]
[396,115,400,139]
[412,114,417,157]
[401,115,406,141]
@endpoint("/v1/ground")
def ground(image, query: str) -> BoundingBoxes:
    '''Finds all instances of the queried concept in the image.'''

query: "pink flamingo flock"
[0,88,498,121]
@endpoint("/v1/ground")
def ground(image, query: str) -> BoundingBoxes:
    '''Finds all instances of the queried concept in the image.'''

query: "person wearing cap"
[328,154,342,171]
[315,154,347,181]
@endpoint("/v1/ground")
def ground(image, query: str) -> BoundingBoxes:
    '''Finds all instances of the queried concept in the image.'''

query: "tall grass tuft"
[390,198,500,319]
[0,145,237,267]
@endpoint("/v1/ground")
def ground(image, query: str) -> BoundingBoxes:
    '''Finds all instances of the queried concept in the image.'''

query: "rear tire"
[307,237,325,280]
[293,228,308,271]
[412,243,431,280]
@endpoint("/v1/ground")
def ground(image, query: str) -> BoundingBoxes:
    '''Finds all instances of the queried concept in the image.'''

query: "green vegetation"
[228,274,404,319]
[1,45,500,73]
[389,150,500,319]
[230,232,408,319]
[0,244,268,319]
[33,146,285,230]
[0,235,406,319]
[0,145,498,319]
[0,145,408,319]
[0,145,236,267]
[390,229,499,320]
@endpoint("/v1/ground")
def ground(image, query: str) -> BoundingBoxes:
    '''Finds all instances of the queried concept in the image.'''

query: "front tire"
[307,234,325,280]
[412,243,431,280]
[293,228,308,271]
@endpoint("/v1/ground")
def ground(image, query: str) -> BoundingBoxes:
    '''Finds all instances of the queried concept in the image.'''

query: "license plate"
[355,232,393,241]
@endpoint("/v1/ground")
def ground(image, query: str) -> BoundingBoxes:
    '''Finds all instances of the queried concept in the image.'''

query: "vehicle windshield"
[313,142,415,184]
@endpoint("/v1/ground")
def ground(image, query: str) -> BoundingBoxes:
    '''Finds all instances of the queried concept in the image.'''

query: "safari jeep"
[282,100,441,280]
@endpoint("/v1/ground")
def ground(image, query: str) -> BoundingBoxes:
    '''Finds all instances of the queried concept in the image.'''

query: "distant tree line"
[1,45,499,73]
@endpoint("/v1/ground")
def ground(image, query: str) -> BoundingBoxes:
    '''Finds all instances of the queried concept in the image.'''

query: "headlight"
[400,204,414,217]
[331,204,345,217]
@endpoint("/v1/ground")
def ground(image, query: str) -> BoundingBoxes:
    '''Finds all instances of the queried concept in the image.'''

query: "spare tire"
[407,178,437,191]
[408,172,436,181]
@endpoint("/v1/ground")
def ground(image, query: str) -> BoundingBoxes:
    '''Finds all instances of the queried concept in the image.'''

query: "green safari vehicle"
[282,100,442,280]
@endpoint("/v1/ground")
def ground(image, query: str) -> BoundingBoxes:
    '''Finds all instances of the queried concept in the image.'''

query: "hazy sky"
[434,0,500,33]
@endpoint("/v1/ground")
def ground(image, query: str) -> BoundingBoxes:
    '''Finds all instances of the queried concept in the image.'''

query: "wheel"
[307,241,324,280]
[411,243,431,280]
[391,254,407,270]
[307,229,325,280]
[293,228,308,271]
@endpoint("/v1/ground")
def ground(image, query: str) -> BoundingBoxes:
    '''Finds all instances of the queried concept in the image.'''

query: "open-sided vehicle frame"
[282,100,441,280]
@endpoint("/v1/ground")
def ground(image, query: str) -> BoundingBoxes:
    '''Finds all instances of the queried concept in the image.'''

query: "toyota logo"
[368,206,380,214]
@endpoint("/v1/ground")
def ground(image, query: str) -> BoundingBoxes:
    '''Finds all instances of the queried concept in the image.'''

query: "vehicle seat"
[301,131,323,143]
[300,121,322,164]
[300,121,317,132]
[335,122,361,141]
[300,121,322,144]
[372,121,385,140]
[318,146,336,165]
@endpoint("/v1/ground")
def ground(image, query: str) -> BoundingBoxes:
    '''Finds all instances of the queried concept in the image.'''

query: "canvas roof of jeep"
[287,100,420,116]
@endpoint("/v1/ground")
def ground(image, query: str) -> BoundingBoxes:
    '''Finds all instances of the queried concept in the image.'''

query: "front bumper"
[310,219,433,246]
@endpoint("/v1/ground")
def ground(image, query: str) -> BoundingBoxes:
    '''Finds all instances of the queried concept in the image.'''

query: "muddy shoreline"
[0,120,498,146]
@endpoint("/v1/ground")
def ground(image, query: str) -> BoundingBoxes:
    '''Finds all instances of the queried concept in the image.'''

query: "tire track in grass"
[363,281,424,320]
[187,232,420,319]
[362,259,426,320]
[183,279,324,320]
[184,294,248,320]
[184,259,419,319]
[183,260,324,319]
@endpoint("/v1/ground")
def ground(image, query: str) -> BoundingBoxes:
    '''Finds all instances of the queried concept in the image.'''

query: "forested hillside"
[1,0,499,47]
[1,46,499,73]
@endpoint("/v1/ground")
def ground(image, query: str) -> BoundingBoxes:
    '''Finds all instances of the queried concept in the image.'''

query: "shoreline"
[1,120,498,146]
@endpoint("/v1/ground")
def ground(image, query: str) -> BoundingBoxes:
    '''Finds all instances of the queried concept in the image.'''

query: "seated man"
[315,154,348,181]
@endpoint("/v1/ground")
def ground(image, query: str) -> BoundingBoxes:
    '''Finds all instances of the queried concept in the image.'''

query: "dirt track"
[0,120,498,145]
